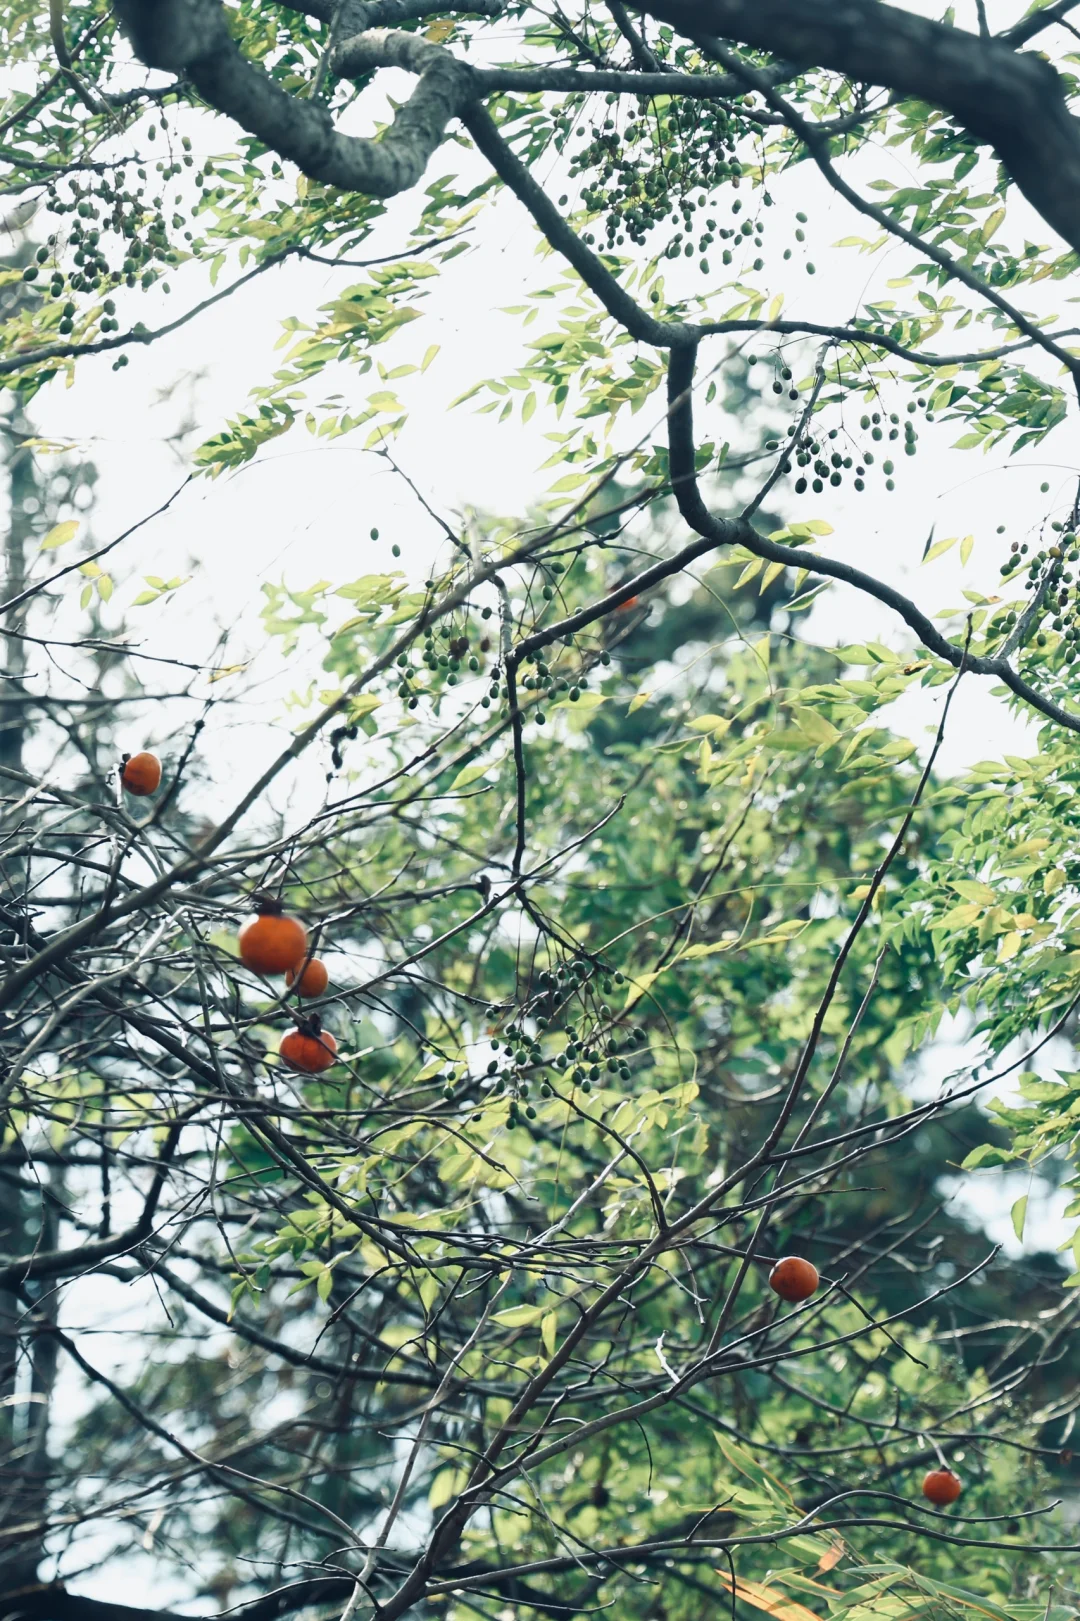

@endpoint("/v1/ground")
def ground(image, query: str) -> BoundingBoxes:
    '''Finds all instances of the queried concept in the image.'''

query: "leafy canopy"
[3,3,1080,1620]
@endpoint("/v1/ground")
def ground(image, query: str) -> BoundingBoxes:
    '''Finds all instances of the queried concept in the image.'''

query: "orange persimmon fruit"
[238,895,307,977]
[120,751,162,796]
[768,1256,819,1303]
[286,957,329,998]
[922,1468,961,1506]
[280,1022,337,1074]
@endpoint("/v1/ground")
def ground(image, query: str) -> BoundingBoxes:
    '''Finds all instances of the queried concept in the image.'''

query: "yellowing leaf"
[419,1272,440,1313]
[494,1304,546,1328]
[628,690,652,714]
[1045,867,1067,895]
[714,1571,822,1621]
[425,16,455,40]
[624,969,663,1010]
[347,693,382,721]
[735,557,764,589]
[938,902,982,929]
[949,879,996,904]
[429,1466,465,1509]
[750,919,807,948]
[41,520,79,551]
[922,534,958,565]
[789,706,841,747]
[980,205,1006,244]
[541,1312,557,1358]
[997,930,1023,962]
[687,714,730,735]
[682,937,737,959]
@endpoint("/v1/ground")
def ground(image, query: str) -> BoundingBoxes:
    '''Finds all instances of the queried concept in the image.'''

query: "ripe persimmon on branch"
[5,3,1080,1620]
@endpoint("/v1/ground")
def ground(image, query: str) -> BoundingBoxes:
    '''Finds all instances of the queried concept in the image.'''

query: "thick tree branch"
[0,1591,200,1621]
[114,2,473,197]
[662,343,1080,733]
[460,103,683,345]
[638,0,1080,255]
[1002,0,1080,46]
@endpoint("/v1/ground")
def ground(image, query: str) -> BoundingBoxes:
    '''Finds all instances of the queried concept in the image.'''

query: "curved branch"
[0,1118,184,1291]
[113,2,473,197]
[695,33,1080,377]
[0,233,466,385]
[460,103,683,345]
[0,1591,200,1621]
[1002,0,1080,46]
[471,61,791,98]
[639,0,1080,256]
[505,343,1080,738]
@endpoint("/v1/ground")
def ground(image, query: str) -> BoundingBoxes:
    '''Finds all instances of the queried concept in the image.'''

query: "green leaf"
[347,693,382,721]
[1011,1194,1028,1243]
[961,1143,1013,1169]
[555,691,605,712]
[450,759,498,792]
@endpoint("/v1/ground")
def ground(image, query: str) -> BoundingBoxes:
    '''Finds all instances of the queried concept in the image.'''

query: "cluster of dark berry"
[560,95,748,258]
[414,625,485,698]
[516,641,609,725]
[999,509,1080,660]
[764,388,934,496]
[32,129,196,285]
[23,119,256,372]
[438,961,650,1126]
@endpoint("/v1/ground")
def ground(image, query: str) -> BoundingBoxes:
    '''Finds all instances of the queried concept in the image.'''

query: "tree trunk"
[0,414,51,1592]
